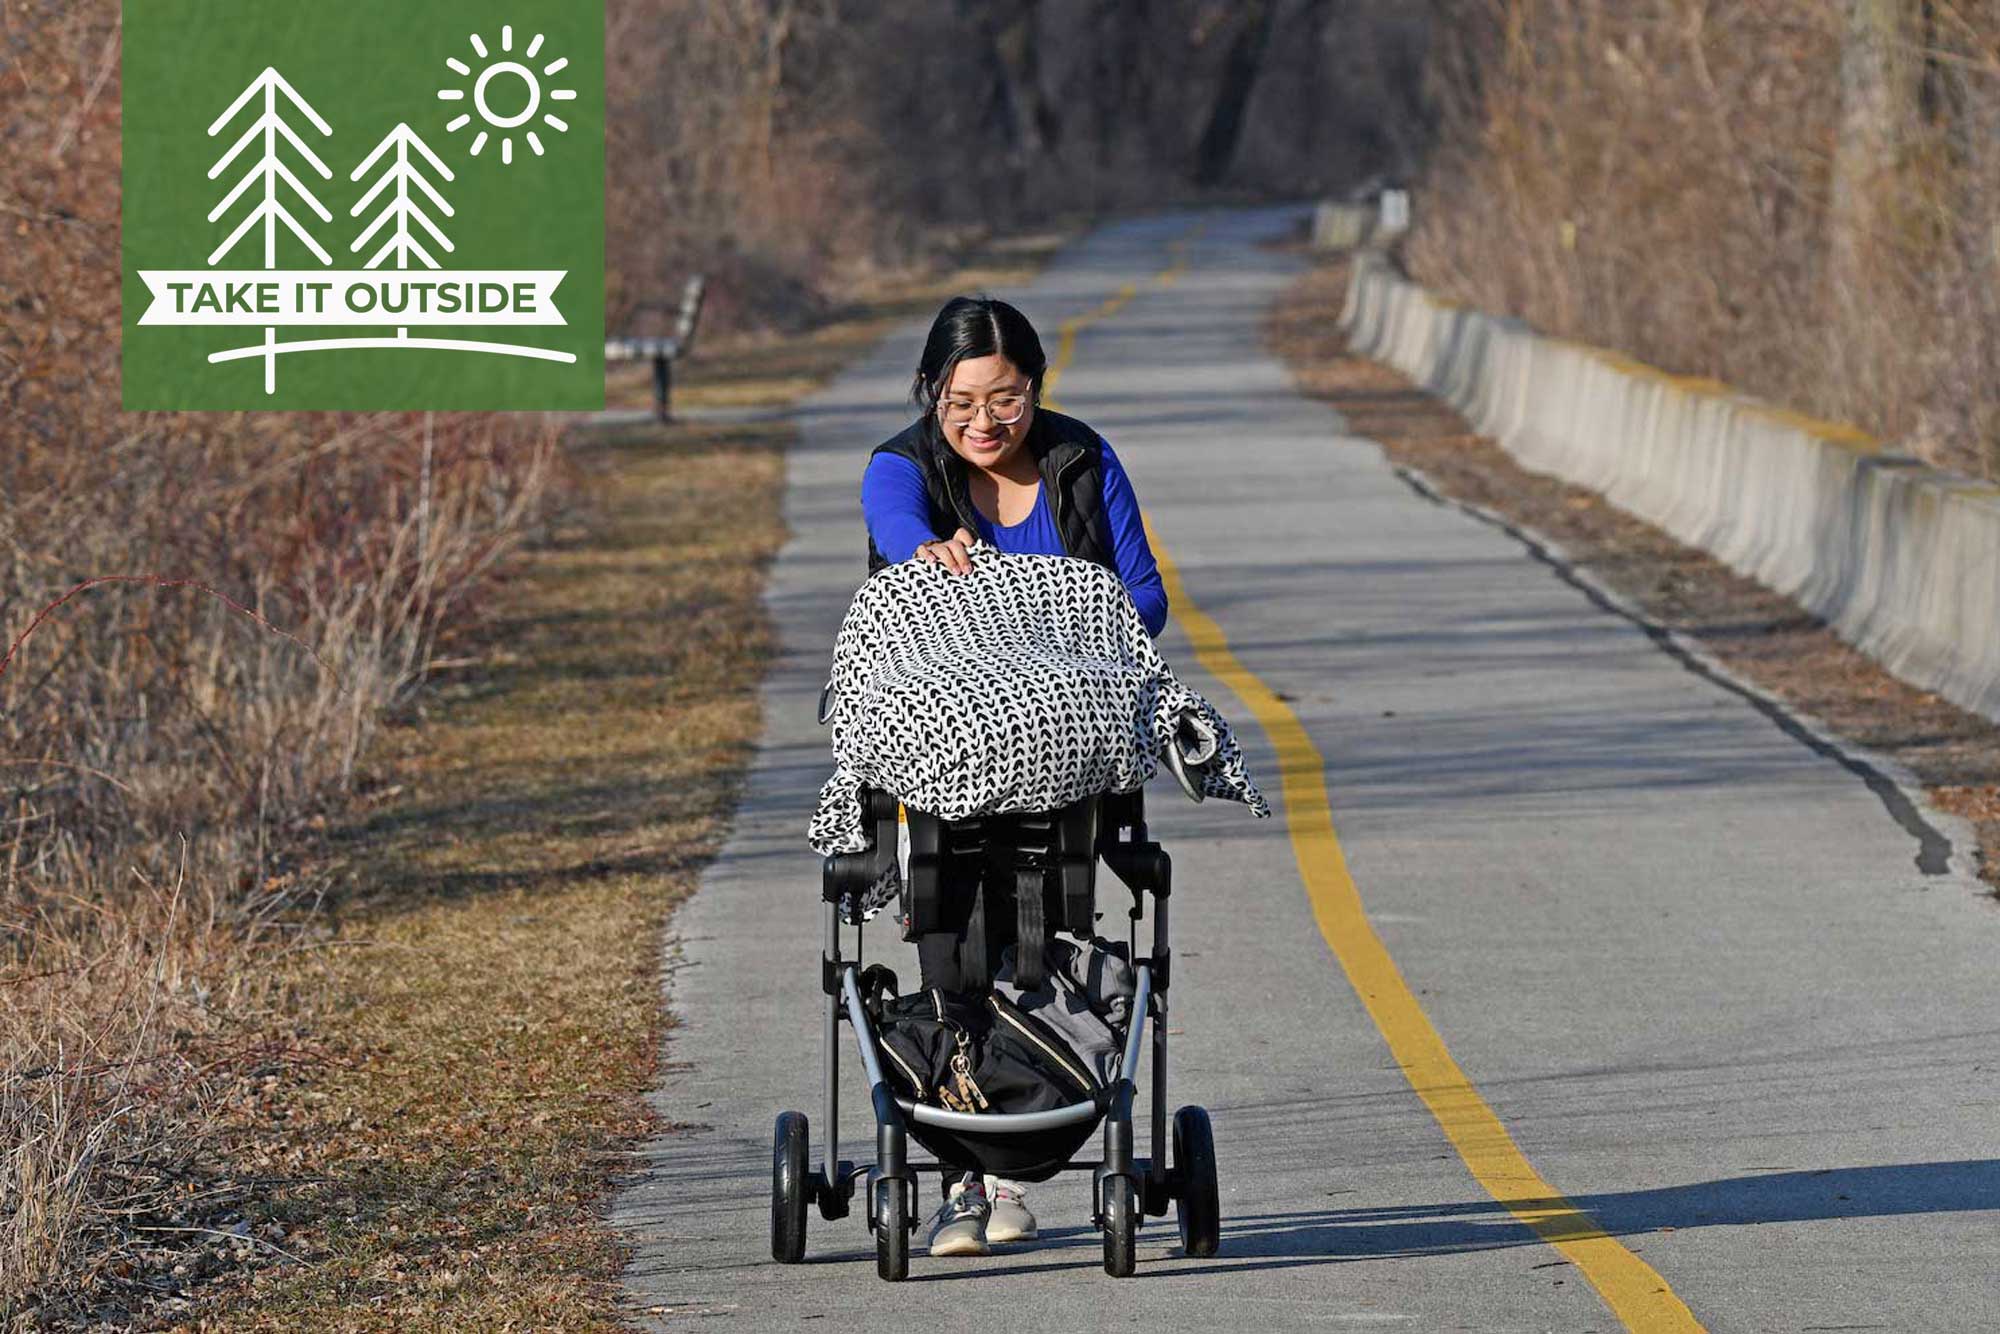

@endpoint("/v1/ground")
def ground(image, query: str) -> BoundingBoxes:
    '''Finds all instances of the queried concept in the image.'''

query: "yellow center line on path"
[1042,282,1138,402]
[1046,220,1705,1334]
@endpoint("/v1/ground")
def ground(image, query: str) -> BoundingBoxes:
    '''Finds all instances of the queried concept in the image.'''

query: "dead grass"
[1267,247,2000,897]
[169,416,783,1330]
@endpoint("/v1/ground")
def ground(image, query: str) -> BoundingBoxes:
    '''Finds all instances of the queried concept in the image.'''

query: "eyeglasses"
[937,392,1030,427]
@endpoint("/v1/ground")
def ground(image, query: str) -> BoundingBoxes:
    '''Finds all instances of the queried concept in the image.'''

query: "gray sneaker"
[927,1176,990,1257]
[985,1177,1038,1243]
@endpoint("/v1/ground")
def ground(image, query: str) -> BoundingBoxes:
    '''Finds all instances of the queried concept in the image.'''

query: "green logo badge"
[122,1,604,411]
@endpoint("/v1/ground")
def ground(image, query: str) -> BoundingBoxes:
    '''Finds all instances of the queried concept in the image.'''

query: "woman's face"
[936,354,1035,473]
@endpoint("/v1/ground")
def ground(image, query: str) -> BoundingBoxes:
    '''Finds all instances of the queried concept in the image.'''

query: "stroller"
[770,771,1222,1280]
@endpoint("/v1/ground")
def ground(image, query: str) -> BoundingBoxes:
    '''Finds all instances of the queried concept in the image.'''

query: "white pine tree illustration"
[349,123,456,340]
[205,66,334,394]
[350,123,455,268]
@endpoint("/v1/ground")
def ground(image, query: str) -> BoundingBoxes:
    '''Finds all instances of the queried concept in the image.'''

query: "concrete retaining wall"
[1339,250,2000,723]
[1312,202,1373,250]
[1312,193,1411,252]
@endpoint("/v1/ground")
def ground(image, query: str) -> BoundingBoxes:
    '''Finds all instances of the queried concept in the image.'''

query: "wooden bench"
[605,273,707,422]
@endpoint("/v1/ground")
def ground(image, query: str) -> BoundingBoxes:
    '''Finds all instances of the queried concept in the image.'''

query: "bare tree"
[1192,0,1279,185]
[991,0,1062,165]
[1827,0,1918,328]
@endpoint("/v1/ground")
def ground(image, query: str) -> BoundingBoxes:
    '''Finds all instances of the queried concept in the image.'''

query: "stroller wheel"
[1102,1176,1137,1278]
[1172,1105,1221,1257]
[771,1112,809,1263]
[874,1178,909,1281]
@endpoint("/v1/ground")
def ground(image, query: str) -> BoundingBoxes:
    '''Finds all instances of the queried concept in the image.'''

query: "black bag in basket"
[864,976,1109,1182]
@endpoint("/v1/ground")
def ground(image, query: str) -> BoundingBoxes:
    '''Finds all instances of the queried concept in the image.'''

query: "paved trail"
[615,205,2000,1332]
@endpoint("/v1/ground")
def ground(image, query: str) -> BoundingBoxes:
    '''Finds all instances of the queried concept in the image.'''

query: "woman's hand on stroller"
[914,527,977,576]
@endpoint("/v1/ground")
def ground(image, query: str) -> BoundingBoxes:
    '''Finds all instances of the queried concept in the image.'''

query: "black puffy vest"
[864,407,1114,576]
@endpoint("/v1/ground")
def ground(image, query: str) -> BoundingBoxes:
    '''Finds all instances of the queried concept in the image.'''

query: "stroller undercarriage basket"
[864,981,1116,1183]
[773,784,1222,1279]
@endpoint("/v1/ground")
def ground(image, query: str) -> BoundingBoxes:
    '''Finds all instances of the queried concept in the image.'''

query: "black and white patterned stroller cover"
[808,543,1269,879]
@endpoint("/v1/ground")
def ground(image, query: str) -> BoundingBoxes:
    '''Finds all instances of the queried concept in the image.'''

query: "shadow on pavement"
[1207,1158,2000,1266]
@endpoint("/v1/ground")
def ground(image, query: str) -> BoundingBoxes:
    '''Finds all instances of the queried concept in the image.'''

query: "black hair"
[909,295,1048,419]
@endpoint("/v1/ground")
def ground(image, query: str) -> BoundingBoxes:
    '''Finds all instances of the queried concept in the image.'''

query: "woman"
[859,294,1169,1259]
[861,295,1167,634]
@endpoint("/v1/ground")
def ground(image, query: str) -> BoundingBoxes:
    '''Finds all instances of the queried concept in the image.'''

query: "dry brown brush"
[2,1,559,1319]
[1409,0,2000,479]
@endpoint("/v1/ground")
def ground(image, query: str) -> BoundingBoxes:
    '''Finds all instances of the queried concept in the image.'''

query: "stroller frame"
[771,785,1222,1279]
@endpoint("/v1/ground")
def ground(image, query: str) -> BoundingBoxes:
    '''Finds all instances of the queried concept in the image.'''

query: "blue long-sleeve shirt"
[861,438,1169,636]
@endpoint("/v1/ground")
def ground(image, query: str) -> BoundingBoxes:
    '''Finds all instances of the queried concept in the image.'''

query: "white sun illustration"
[436,25,576,166]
